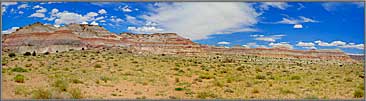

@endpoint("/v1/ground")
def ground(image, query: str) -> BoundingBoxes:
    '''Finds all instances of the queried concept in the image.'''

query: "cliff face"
[1,22,355,61]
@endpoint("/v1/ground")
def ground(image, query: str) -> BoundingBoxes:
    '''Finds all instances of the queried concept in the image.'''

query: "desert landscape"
[1,22,364,99]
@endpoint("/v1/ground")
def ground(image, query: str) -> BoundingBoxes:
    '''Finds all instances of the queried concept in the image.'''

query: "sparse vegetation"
[14,74,25,83]
[1,49,363,99]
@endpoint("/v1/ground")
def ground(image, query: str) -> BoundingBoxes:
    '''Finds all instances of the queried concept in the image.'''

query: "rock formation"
[1,22,357,61]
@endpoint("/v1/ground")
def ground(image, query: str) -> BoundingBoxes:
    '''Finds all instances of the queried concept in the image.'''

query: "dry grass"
[1,48,364,99]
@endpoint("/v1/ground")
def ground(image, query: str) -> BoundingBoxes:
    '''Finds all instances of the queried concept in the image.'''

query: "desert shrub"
[15,86,30,95]
[52,79,69,91]
[32,51,36,56]
[252,89,259,93]
[196,91,217,99]
[32,88,52,99]
[8,53,16,57]
[94,64,102,68]
[224,88,234,93]
[344,78,353,82]
[280,88,295,94]
[354,90,364,98]
[304,95,319,99]
[69,88,83,99]
[175,87,184,91]
[214,80,225,87]
[100,76,111,83]
[11,67,28,72]
[24,52,31,56]
[134,91,143,95]
[25,64,32,67]
[71,79,83,84]
[199,74,215,79]
[290,75,301,80]
[14,74,25,83]
[44,52,50,55]
[255,75,266,80]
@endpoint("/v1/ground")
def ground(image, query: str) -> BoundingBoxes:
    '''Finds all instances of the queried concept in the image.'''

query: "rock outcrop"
[1,22,356,61]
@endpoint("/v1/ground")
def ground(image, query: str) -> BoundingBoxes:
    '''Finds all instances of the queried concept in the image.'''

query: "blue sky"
[1,2,365,54]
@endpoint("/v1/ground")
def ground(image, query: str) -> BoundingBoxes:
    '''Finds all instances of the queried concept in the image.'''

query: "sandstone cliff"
[1,22,356,61]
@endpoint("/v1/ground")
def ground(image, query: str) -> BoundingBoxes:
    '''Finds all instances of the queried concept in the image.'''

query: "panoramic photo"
[1,1,365,99]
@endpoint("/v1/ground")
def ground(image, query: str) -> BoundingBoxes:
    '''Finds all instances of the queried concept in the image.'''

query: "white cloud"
[260,2,289,10]
[217,41,231,45]
[277,16,318,24]
[2,27,20,34]
[86,12,98,17]
[95,16,104,21]
[32,5,42,9]
[110,16,124,23]
[17,4,29,9]
[297,3,305,10]
[18,11,24,14]
[29,13,45,18]
[81,21,88,24]
[315,40,346,46]
[314,40,363,50]
[100,20,106,23]
[296,41,316,49]
[1,2,17,6]
[246,42,268,48]
[98,9,107,14]
[293,24,303,29]
[2,2,18,14]
[142,2,259,40]
[251,34,285,42]
[339,44,364,50]
[36,8,47,13]
[126,14,142,25]
[269,42,293,49]
[296,42,315,47]
[127,26,164,34]
[51,8,59,14]
[90,21,99,25]
[54,11,87,25]
[118,5,132,12]
[322,2,364,12]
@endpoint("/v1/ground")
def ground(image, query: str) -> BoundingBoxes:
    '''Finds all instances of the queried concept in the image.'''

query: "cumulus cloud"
[141,2,259,40]
[293,24,303,29]
[2,27,20,34]
[90,21,99,25]
[251,34,285,42]
[296,41,316,49]
[314,40,346,46]
[127,26,164,34]
[32,5,42,9]
[260,2,289,10]
[18,11,24,14]
[98,9,107,14]
[217,41,231,45]
[245,42,268,48]
[314,40,363,50]
[54,11,87,25]
[81,21,88,24]
[269,42,293,49]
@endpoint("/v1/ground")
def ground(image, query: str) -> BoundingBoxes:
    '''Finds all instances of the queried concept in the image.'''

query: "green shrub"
[11,67,28,72]
[8,53,16,57]
[354,90,364,98]
[69,88,83,99]
[32,88,52,99]
[290,75,301,80]
[14,74,25,83]
[196,91,217,99]
[252,89,259,93]
[52,79,69,91]
[100,76,111,83]
[175,87,184,91]
[255,75,266,80]
[94,64,102,68]
[71,79,83,84]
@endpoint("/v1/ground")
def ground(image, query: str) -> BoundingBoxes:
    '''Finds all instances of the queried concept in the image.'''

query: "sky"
[1,2,365,54]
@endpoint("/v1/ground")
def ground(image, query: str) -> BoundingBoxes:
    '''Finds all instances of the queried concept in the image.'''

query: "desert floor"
[1,48,364,99]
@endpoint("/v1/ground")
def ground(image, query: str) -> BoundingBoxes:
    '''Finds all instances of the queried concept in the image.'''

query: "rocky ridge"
[1,22,356,61]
